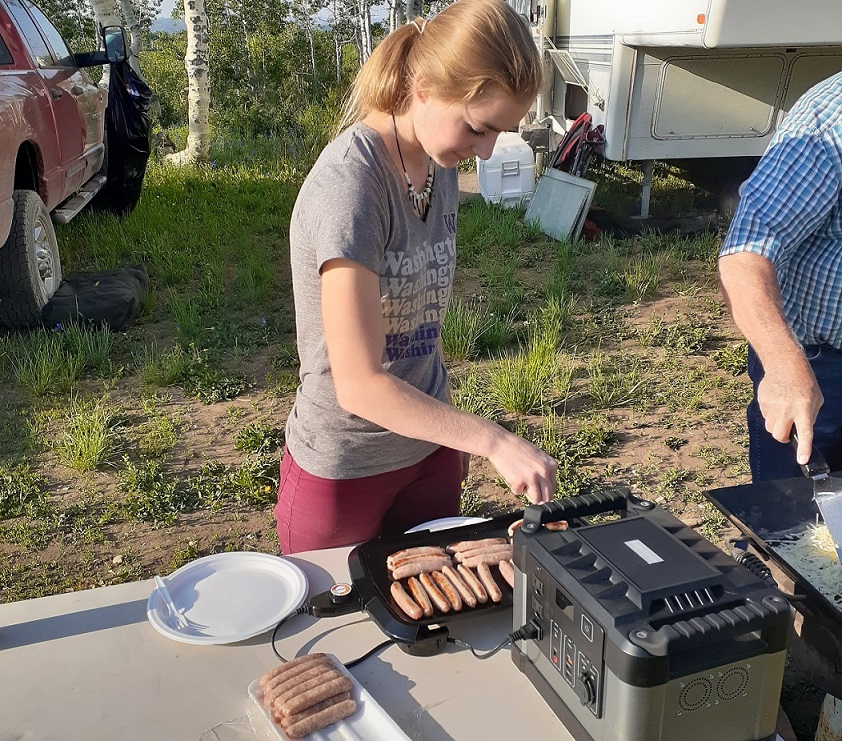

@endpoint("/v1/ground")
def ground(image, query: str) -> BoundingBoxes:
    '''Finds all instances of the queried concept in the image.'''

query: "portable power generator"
[511,488,792,741]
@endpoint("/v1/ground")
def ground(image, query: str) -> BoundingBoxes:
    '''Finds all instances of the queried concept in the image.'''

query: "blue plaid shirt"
[720,70,842,348]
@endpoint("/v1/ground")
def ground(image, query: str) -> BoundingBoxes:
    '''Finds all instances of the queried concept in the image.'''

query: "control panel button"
[581,614,594,642]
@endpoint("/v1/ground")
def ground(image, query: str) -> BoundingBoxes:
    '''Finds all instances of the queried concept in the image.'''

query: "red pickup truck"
[0,0,128,329]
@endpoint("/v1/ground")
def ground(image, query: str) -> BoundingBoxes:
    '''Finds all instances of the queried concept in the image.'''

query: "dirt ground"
[0,173,831,739]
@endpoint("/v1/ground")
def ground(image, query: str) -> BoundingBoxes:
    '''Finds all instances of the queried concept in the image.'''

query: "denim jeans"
[747,344,842,482]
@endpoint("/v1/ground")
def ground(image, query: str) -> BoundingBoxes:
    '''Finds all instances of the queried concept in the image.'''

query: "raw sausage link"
[477,561,503,603]
[390,580,423,620]
[442,564,477,608]
[264,661,333,704]
[283,699,358,739]
[273,668,342,712]
[446,537,508,554]
[454,545,513,564]
[391,556,452,581]
[282,676,355,717]
[406,575,434,617]
[498,559,516,589]
[461,548,514,569]
[275,691,352,729]
[457,564,488,603]
[432,570,462,611]
[259,653,328,688]
[419,571,451,613]
[387,546,447,569]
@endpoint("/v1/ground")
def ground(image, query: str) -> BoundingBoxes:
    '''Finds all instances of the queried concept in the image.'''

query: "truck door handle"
[50,87,62,99]
[71,85,84,95]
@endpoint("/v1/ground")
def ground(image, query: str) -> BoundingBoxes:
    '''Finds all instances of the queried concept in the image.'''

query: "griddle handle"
[520,487,629,534]
[789,427,830,478]
[628,595,790,656]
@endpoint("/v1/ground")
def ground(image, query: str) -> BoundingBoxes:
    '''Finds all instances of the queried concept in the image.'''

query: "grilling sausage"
[419,571,451,613]
[442,564,477,608]
[406,575,434,617]
[446,537,507,554]
[457,564,489,603]
[477,562,503,602]
[390,580,423,620]
[387,546,447,569]
[432,570,462,611]
[455,545,513,566]
[391,556,452,580]
[498,559,516,589]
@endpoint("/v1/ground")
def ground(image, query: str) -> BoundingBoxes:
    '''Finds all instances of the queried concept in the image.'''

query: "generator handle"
[520,487,630,534]
[628,595,791,656]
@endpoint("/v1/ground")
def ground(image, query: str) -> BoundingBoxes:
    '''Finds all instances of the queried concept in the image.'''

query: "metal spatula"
[791,430,842,561]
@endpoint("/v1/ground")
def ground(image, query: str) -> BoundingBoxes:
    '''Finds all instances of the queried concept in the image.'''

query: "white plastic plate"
[146,552,307,645]
[247,654,410,740]
[405,516,489,533]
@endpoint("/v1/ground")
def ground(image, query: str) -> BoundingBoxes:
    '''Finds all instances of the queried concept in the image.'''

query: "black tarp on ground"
[42,264,148,332]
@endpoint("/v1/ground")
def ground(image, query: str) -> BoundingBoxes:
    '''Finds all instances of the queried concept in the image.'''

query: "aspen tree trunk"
[119,0,143,75]
[88,0,122,91]
[168,0,211,165]
[357,0,372,64]
[405,0,423,20]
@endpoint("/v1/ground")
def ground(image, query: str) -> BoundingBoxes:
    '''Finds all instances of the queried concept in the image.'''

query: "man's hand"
[757,358,823,464]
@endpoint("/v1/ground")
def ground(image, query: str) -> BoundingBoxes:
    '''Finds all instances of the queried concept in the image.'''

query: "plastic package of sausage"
[246,655,410,740]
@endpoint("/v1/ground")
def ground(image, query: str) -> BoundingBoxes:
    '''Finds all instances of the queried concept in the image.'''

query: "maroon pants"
[275,445,463,554]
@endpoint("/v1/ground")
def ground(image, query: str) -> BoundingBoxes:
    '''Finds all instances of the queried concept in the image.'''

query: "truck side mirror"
[102,25,128,64]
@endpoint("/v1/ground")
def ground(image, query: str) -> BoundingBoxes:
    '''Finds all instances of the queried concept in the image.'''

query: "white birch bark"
[387,0,403,32]
[167,0,211,165]
[404,0,423,20]
[357,0,372,64]
[119,0,142,76]
[88,0,122,91]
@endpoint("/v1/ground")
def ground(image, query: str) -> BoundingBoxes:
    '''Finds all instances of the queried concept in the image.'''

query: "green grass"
[0,138,753,603]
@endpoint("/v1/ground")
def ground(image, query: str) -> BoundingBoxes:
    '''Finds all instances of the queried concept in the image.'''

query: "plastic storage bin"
[477,131,535,208]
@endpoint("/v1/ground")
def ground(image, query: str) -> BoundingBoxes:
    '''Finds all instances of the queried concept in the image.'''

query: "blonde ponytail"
[338,0,542,132]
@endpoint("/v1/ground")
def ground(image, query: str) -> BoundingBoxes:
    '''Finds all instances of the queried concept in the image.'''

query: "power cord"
[448,619,542,659]
[270,606,394,668]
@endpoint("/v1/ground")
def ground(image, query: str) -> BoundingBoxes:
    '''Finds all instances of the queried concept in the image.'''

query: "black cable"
[448,635,511,659]
[270,606,309,663]
[344,639,394,668]
[447,620,541,660]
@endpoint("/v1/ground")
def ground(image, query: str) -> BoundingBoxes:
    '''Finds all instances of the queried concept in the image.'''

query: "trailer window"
[4,0,53,68]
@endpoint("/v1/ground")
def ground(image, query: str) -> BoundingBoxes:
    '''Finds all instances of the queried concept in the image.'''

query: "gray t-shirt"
[286,122,459,479]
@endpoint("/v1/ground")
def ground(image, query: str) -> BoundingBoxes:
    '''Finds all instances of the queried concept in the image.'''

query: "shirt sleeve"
[720,126,841,272]
[295,147,390,276]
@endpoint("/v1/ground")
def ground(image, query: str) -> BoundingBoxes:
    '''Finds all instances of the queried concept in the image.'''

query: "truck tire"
[0,190,62,329]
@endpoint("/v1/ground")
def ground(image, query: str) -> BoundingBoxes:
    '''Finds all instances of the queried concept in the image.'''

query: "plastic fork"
[154,575,189,631]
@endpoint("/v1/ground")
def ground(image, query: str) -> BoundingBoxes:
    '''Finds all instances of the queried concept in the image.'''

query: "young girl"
[275,0,558,553]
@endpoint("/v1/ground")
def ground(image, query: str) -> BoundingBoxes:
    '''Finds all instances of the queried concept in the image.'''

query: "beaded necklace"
[392,113,435,220]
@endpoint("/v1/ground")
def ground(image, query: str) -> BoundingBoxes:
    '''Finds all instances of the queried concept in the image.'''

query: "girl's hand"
[487,431,557,504]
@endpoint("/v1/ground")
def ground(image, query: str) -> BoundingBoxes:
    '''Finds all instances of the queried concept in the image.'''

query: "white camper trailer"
[523,0,842,213]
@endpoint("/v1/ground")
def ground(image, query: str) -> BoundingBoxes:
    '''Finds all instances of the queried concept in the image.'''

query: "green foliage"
[714,341,749,376]
[119,456,185,526]
[234,422,284,454]
[0,463,47,520]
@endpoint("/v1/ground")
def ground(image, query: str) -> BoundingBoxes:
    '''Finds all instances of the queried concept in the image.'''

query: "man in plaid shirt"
[719,70,842,483]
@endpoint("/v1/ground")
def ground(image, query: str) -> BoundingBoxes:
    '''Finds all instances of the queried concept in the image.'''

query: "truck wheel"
[0,190,62,329]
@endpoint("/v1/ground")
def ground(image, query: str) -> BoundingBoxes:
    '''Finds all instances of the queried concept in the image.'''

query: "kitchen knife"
[791,430,842,561]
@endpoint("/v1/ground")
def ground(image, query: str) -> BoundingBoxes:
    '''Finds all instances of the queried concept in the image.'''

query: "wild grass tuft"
[135,342,192,386]
[488,331,558,414]
[53,397,127,472]
[587,351,645,408]
[442,299,490,361]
